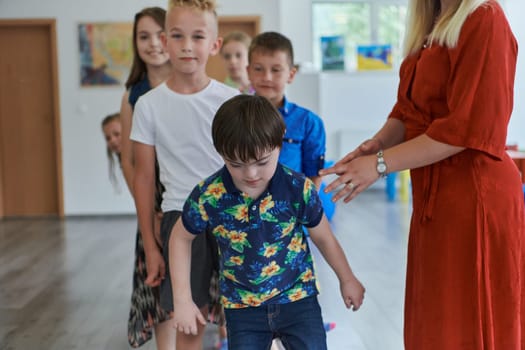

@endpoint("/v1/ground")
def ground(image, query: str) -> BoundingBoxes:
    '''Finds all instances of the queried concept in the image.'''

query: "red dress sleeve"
[425,2,517,159]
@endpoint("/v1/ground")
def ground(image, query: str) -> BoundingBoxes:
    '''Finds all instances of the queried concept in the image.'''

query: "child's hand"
[340,277,365,311]
[144,248,165,287]
[172,301,207,335]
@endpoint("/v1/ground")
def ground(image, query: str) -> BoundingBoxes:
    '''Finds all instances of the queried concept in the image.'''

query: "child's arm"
[169,219,207,335]
[308,215,365,311]
[309,175,322,190]
[133,141,164,286]
[119,91,135,196]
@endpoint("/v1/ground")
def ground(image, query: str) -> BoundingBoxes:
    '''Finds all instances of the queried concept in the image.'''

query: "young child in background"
[247,31,326,190]
[220,31,253,94]
[169,95,365,350]
[130,0,239,349]
[118,7,174,349]
[101,113,122,189]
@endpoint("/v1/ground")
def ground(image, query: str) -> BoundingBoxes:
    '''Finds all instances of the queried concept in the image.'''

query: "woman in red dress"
[321,0,525,348]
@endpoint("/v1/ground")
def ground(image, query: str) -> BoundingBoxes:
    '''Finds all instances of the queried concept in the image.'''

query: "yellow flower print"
[261,261,281,278]
[228,230,252,253]
[229,230,248,244]
[213,225,229,238]
[259,195,275,214]
[262,244,279,258]
[241,293,263,307]
[225,204,249,222]
[300,268,315,282]
[303,178,314,203]
[223,269,240,283]
[228,256,244,266]
[287,236,304,253]
[279,218,296,238]
[205,182,226,200]
[288,288,307,302]
[198,202,208,221]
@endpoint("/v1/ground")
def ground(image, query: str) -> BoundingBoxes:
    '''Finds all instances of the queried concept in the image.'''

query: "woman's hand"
[320,154,379,203]
[334,138,383,167]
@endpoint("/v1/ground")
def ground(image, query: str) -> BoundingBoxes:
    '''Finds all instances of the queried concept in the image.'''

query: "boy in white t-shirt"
[130,1,238,349]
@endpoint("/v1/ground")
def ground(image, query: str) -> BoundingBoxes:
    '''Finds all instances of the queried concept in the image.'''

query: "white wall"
[1,0,523,215]
[505,0,525,147]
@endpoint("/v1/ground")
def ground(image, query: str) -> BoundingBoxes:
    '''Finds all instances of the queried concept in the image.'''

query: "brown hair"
[248,31,294,67]
[221,31,252,53]
[125,7,167,89]
[212,95,285,162]
[101,113,121,187]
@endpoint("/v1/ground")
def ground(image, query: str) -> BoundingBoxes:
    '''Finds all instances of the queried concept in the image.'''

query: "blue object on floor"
[386,172,397,202]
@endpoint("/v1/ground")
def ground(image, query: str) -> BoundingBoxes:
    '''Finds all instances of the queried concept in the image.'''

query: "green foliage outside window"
[313,1,406,71]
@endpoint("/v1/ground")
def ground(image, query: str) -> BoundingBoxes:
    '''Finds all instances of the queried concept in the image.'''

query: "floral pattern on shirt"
[182,164,324,308]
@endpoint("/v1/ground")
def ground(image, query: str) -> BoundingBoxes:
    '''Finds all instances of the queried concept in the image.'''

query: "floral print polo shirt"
[181,163,324,309]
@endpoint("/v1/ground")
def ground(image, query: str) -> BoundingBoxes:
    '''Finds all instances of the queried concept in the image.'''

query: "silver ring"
[347,182,355,190]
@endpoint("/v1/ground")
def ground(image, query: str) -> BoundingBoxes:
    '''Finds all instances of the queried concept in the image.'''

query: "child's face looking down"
[136,15,169,67]
[223,148,280,198]
[248,50,296,107]
[163,6,220,76]
[221,40,249,80]
[102,120,122,154]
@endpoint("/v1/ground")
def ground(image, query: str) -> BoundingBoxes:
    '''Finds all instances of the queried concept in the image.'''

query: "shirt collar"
[278,95,291,115]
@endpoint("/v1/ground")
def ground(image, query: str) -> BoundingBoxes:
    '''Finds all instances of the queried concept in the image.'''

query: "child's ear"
[210,36,223,56]
[287,64,297,84]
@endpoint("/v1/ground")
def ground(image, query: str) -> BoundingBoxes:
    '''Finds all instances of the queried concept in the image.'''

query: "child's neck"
[166,72,211,94]
[231,75,251,91]
[146,63,171,88]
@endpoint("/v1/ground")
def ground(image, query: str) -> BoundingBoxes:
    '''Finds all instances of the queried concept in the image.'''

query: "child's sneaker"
[324,322,336,332]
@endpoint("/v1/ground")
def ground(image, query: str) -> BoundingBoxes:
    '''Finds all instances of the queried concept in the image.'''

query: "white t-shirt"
[131,79,239,212]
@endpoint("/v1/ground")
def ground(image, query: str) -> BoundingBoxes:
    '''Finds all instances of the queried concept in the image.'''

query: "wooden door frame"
[218,15,261,34]
[0,19,64,218]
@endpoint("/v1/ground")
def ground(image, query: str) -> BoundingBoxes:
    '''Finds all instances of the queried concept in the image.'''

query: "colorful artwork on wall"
[321,35,345,71]
[357,44,393,70]
[78,22,133,86]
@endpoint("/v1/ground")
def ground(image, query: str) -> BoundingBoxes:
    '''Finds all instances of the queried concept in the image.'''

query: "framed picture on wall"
[356,44,393,71]
[78,22,133,86]
[321,35,345,71]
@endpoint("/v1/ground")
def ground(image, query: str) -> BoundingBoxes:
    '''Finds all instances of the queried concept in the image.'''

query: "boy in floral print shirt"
[169,95,364,350]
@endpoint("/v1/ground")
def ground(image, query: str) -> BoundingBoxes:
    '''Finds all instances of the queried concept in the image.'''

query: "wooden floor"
[0,188,412,350]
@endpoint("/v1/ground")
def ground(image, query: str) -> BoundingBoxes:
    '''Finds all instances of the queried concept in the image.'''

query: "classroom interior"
[1,0,524,349]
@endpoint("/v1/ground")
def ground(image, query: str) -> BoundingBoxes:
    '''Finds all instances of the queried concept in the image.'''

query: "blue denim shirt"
[278,96,326,177]
[181,164,324,308]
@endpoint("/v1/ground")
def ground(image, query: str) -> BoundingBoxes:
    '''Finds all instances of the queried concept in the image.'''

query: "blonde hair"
[403,0,491,56]
[168,0,217,16]
[221,31,252,53]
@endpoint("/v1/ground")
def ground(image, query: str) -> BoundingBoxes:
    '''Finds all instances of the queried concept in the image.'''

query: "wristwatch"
[376,150,387,178]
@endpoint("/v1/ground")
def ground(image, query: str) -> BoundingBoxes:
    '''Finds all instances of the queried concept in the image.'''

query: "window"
[313,0,407,71]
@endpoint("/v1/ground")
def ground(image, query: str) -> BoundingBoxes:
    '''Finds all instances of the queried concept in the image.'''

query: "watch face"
[377,163,387,173]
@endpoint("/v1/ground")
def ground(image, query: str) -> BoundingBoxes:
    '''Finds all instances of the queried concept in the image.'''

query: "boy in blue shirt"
[169,95,364,350]
[247,31,326,189]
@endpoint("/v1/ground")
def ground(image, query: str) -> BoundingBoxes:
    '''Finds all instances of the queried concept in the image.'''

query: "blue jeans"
[224,296,327,350]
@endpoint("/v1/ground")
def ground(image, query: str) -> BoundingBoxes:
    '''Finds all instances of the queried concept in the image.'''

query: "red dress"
[389,2,525,349]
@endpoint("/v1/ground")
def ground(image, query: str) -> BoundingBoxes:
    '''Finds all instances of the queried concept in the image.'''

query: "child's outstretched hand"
[340,277,365,311]
[172,301,207,335]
